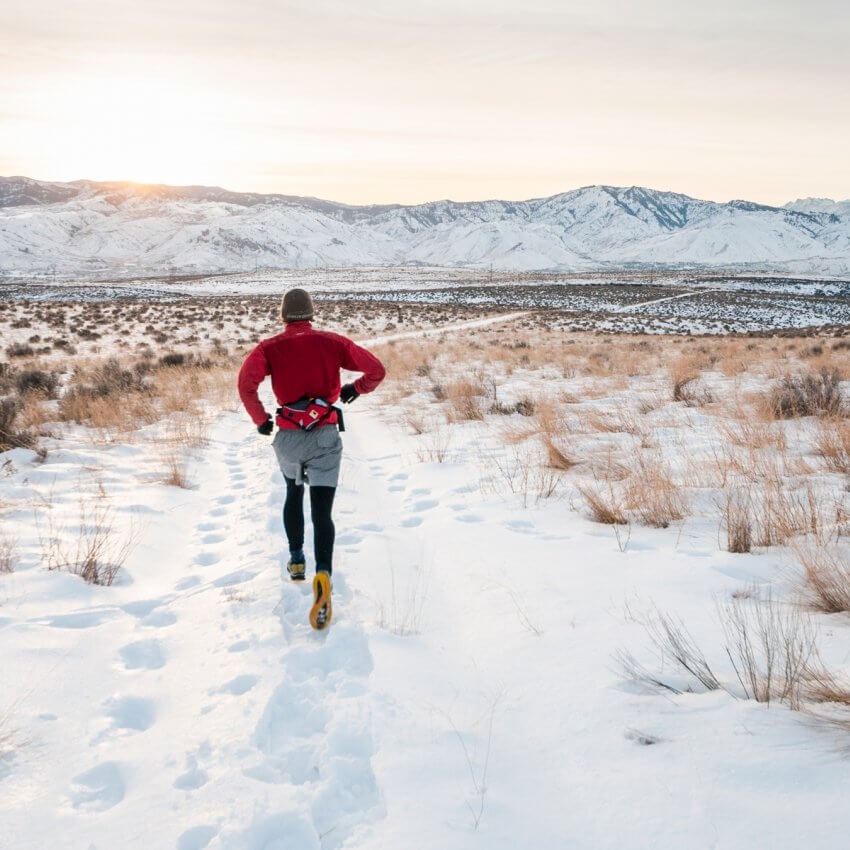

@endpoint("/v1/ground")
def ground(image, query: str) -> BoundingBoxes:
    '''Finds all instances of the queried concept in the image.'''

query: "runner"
[238,288,385,629]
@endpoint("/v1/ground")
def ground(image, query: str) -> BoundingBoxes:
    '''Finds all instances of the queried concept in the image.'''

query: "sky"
[2,0,849,206]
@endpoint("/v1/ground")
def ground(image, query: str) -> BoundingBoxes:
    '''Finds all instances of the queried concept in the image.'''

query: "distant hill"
[1,176,848,278]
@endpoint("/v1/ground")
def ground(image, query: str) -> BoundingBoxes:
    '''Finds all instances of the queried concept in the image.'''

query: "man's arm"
[237,344,272,425]
[340,338,386,395]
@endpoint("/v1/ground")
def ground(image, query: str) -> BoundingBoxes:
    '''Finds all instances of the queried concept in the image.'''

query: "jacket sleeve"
[340,338,386,395]
[237,344,272,425]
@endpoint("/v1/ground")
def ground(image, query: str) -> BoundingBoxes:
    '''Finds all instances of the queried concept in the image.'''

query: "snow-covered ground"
[3,319,850,849]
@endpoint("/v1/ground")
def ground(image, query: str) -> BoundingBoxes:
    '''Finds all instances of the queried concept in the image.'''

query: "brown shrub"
[445,380,486,422]
[578,481,627,525]
[765,368,843,419]
[720,488,754,553]
[624,454,688,528]
[793,541,850,614]
[816,418,850,475]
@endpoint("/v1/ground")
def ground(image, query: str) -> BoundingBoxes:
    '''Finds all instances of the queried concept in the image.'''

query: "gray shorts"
[272,426,343,488]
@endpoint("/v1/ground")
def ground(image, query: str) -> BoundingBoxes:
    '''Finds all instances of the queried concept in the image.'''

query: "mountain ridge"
[1,176,848,278]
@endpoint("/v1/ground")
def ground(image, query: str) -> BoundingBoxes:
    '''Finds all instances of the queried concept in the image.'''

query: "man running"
[238,288,385,629]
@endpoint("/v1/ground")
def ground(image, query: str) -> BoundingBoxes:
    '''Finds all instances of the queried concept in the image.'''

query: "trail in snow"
[360,310,529,346]
[617,287,726,311]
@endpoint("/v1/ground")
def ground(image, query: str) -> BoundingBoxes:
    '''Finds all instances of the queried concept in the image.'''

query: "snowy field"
[2,303,850,849]
[3,267,850,337]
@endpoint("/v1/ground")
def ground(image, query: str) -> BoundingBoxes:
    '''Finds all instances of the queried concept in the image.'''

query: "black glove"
[257,417,274,436]
[340,383,360,404]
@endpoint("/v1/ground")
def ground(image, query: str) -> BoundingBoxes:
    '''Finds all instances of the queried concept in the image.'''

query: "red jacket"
[238,321,385,428]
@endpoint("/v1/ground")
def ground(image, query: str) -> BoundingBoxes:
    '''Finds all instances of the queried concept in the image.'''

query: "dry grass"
[764,368,844,419]
[622,595,846,713]
[416,424,453,463]
[720,593,820,709]
[720,416,788,453]
[0,535,16,573]
[755,480,825,548]
[532,400,577,470]
[374,562,429,636]
[816,418,850,475]
[542,434,576,470]
[485,444,563,507]
[624,453,689,528]
[793,540,850,614]
[40,498,137,586]
[445,379,486,423]
[719,488,754,553]
[402,408,428,435]
[669,355,712,406]
[0,398,34,451]
[578,480,627,525]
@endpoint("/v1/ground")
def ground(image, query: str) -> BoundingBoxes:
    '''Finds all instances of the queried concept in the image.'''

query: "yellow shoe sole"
[309,572,333,630]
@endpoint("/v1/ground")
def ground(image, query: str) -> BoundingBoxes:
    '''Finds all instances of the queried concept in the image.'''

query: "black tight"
[283,476,336,574]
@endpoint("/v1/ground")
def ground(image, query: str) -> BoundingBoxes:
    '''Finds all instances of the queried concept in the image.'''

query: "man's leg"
[283,475,306,565]
[309,485,336,574]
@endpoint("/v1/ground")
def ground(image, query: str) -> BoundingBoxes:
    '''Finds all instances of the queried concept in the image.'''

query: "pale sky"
[2,0,848,205]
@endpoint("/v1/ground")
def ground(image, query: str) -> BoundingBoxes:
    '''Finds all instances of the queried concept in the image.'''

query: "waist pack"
[276,397,345,432]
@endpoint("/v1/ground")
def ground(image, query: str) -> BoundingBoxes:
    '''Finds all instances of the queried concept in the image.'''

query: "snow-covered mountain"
[1,176,848,278]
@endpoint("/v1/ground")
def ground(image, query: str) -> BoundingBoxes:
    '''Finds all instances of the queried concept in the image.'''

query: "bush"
[6,343,34,358]
[159,352,186,368]
[0,398,34,451]
[767,368,843,419]
[58,358,150,424]
[15,369,58,397]
[0,363,15,393]
[81,358,147,397]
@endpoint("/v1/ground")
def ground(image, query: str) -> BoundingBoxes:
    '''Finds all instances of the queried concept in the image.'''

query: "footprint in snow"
[118,639,166,670]
[174,753,210,790]
[215,674,259,696]
[67,762,126,812]
[218,810,320,850]
[174,575,201,590]
[177,825,218,850]
[400,516,423,528]
[141,609,178,628]
[194,551,220,567]
[336,532,363,546]
[411,498,438,512]
[44,610,114,629]
[102,695,156,733]
[200,533,226,544]
[213,569,258,588]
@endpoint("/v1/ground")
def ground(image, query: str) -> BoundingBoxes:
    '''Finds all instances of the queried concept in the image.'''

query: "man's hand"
[257,417,274,436]
[340,383,360,404]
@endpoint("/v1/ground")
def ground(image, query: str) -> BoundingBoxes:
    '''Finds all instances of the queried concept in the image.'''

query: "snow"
[4,324,850,849]
[2,178,850,279]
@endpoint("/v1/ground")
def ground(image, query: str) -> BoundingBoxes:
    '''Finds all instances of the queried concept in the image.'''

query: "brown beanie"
[281,288,314,322]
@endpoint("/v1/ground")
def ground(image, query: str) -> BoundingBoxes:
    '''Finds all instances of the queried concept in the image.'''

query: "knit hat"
[281,288,314,322]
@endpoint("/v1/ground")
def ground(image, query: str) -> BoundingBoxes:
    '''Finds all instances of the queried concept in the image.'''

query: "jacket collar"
[283,321,313,335]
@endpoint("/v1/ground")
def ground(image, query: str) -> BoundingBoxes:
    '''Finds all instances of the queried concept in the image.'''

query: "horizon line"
[3,174,847,210]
